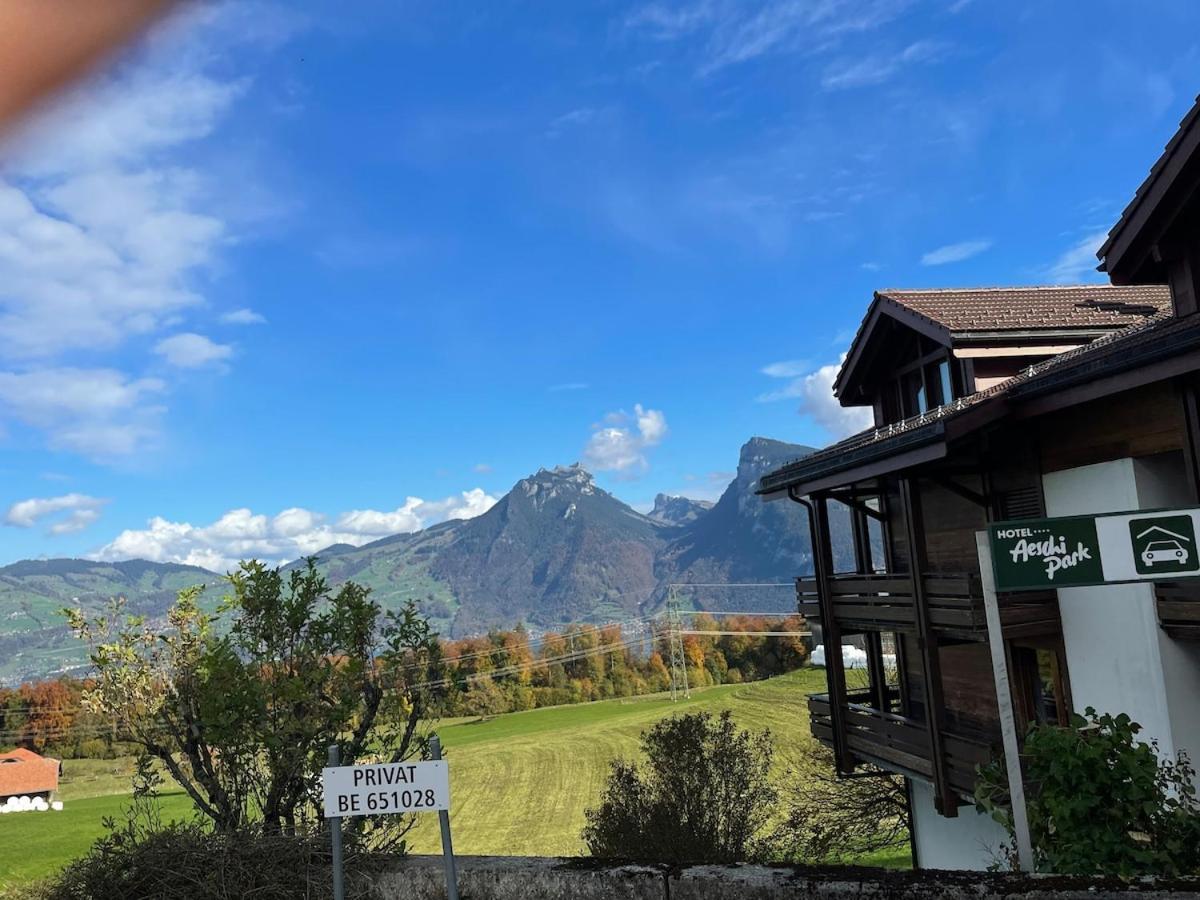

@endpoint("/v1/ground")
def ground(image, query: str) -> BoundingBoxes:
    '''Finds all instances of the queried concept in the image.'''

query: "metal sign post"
[327,744,346,900]
[322,738,457,900]
[429,734,460,900]
[975,532,1034,873]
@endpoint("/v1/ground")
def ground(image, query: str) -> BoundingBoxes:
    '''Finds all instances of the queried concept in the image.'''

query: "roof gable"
[834,285,1170,403]
[1099,95,1200,284]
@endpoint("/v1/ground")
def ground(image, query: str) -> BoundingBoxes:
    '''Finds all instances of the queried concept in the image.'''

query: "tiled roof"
[877,285,1171,334]
[0,748,60,797]
[760,310,1200,494]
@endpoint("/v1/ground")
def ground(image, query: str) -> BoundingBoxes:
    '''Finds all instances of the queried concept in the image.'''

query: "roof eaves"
[1098,95,1200,274]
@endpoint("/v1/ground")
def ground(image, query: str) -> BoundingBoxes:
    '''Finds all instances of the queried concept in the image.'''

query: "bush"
[31,823,380,900]
[771,745,909,863]
[975,708,1200,876]
[582,710,775,863]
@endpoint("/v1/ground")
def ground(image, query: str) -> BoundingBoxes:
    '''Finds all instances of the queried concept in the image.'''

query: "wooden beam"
[827,493,888,523]
[928,473,988,508]
[865,631,889,712]
[899,476,958,818]
[1180,378,1200,504]
[814,494,853,775]
[795,442,948,495]
[954,345,1083,359]
[851,502,874,573]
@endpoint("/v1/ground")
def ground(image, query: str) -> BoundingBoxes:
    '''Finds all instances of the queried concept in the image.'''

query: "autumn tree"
[67,559,444,848]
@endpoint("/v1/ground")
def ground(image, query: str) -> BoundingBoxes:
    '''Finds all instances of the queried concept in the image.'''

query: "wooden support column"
[865,631,889,712]
[852,503,889,712]
[899,476,958,817]
[814,494,852,774]
[1180,378,1200,504]
[851,503,874,573]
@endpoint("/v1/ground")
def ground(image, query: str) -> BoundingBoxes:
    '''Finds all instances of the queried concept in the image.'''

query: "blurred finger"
[0,0,173,134]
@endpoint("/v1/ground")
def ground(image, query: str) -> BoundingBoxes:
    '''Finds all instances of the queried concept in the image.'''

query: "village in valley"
[1,2,1200,898]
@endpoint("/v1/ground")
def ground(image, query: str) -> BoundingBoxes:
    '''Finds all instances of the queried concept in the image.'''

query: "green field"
[0,669,909,887]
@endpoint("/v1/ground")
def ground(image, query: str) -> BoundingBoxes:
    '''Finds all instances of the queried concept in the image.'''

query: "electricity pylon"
[666,587,690,701]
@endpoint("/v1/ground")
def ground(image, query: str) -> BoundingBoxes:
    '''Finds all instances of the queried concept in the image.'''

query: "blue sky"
[0,0,1197,568]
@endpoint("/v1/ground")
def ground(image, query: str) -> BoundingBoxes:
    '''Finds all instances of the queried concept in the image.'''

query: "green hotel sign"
[989,508,1200,592]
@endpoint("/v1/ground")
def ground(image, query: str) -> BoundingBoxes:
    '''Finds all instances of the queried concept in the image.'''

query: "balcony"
[1156,581,1200,640]
[796,572,1060,641]
[808,691,992,798]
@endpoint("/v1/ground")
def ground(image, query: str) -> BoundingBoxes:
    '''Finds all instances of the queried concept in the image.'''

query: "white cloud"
[760,359,811,378]
[0,368,165,459]
[624,0,913,74]
[821,39,950,90]
[221,308,267,325]
[545,107,601,139]
[1046,230,1109,283]
[921,238,993,266]
[0,3,294,460]
[92,489,499,573]
[548,382,590,392]
[154,333,233,369]
[473,463,494,474]
[583,404,668,474]
[5,493,108,535]
[759,353,873,441]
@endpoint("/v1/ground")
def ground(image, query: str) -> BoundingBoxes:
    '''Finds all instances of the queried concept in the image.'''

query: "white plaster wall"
[1133,454,1200,766]
[1042,457,1197,760]
[909,779,1008,870]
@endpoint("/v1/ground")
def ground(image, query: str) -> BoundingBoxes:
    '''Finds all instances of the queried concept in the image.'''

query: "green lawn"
[0,669,910,887]
[0,792,196,886]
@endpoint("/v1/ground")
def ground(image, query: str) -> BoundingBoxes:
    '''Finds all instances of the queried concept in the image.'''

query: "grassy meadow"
[0,668,909,887]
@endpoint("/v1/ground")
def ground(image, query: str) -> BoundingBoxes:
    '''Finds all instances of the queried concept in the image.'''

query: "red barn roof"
[0,748,60,797]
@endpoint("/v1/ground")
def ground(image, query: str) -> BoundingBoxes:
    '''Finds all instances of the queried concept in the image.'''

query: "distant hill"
[0,436,850,683]
[0,559,221,684]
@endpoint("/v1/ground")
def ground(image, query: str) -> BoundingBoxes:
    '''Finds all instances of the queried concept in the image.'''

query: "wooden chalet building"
[759,101,1200,869]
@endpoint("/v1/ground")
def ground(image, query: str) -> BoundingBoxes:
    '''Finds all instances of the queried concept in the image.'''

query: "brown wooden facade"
[773,346,1200,818]
[761,100,1200,827]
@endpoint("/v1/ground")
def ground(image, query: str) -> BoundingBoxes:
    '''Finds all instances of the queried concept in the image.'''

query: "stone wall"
[366,855,1200,899]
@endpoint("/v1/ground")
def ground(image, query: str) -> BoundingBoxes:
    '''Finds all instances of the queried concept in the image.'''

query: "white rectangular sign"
[322,761,450,818]
[1095,508,1200,583]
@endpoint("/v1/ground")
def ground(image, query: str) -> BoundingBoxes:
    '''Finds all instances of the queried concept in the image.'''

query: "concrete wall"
[1042,458,1178,755]
[1042,457,1200,765]
[908,778,1007,871]
[366,855,1200,899]
[1134,454,1200,766]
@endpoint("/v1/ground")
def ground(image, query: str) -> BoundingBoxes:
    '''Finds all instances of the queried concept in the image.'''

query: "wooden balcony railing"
[796,572,1059,640]
[1156,582,1200,640]
[808,692,992,798]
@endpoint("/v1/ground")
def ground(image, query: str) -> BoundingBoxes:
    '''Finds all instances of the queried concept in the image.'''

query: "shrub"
[771,745,910,862]
[31,822,379,900]
[582,710,775,863]
[975,708,1200,876]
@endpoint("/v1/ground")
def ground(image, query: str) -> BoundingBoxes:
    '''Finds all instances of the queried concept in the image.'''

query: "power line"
[678,631,811,637]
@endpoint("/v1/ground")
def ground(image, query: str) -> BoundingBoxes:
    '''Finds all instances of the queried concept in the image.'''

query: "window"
[938,359,954,404]
[901,371,926,417]
[1012,639,1071,730]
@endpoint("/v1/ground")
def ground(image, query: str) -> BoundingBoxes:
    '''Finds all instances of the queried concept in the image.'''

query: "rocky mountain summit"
[647,494,714,526]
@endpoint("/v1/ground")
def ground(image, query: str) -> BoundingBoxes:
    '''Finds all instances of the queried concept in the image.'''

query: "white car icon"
[1142,540,1189,566]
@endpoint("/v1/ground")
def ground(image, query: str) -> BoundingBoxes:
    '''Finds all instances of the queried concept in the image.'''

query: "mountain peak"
[648,493,714,526]
[737,436,816,484]
[514,462,597,510]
